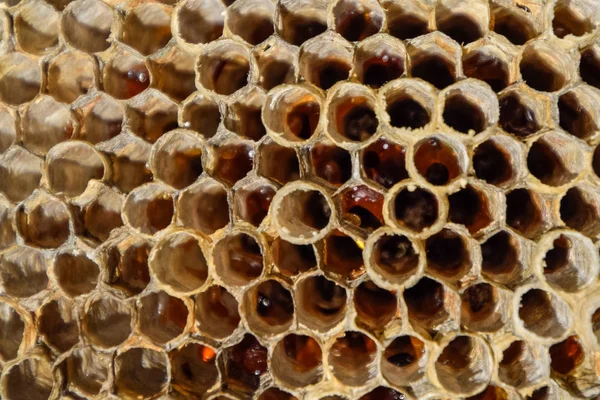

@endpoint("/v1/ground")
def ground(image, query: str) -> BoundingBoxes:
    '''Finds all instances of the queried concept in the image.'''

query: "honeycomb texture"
[1,0,600,398]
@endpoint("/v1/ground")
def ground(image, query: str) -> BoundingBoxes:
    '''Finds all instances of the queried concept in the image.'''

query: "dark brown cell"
[404,277,447,327]
[393,187,438,231]
[296,275,347,331]
[253,280,294,328]
[373,234,419,280]
[437,336,473,370]
[527,140,570,186]
[426,229,469,279]
[549,336,584,375]
[461,283,498,321]
[411,54,455,89]
[448,185,492,233]
[223,334,268,391]
[499,93,540,137]
[272,238,317,277]
[520,51,566,92]
[216,233,264,285]
[334,4,383,41]
[354,281,397,331]
[328,331,378,386]
[580,48,600,89]
[388,12,429,40]
[334,98,378,142]
[437,13,483,44]
[281,334,322,373]
[543,235,570,274]
[481,231,519,280]
[235,186,276,227]
[258,142,300,185]
[384,335,425,368]
[340,185,384,232]
[359,386,407,400]
[473,140,514,185]
[360,52,404,88]
[414,137,461,186]
[493,9,537,45]
[258,388,298,400]
[212,143,254,186]
[361,139,408,188]
[324,232,365,283]
[386,98,430,129]
[594,145,600,177]
[279,10,327,46]
[286,101,321,140]
[559,187,596,233]
[312,59,352,90]
[443,94,486,134]
[558,92,596,139]
[311,144,352,186]
[463,51,510,92]
[505,189,542,236]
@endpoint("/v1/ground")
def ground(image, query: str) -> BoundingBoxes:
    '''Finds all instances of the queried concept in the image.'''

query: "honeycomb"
[1,0,600,398]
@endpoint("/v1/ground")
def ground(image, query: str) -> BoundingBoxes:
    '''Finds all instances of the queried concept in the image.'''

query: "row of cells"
[10,0,599,60]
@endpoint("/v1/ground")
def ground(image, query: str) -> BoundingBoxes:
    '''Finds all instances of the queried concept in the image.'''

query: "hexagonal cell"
[263,84,323,144]
[481,230,527,286]
[517,288,572,339]
[385,0,430,40]
[175,0,224,45]
[506,188,546,238]
[148,45,196,102]
[323,231,365,284]
[71,182,123,243]
[0,246,47,298]
[214,231,264,286]
[271,334,323,387]
[441,80,498,135]
[414,136,464,186]
[254,37,297,90]
[310,143,352,187]
[520,41,572,92]
[17,190,70,249]
[434,335,492,394]
[552,0,594,38]
[73,93,123,144]
[54,249,99,297]
[354,281,397,333]
[62,0,112,53]
[277,0,328,46]
[210,141,254,187]
[170,342,219,395]
[121,3,172,56]
[491,4,539,45]
[498,340,547,389]
[380,78,434,131]
[150,231,209,294]
[1,355,54,400]
[14,1,59,55]
[115,347,168,398]
[389,185,441,232]
[382,335,427,386]
[331,0,383,41]
[0,146,42,202]
[197,40,253,96]
[460,282,507,332]
[195,285,240,339]
[550,336,584,377]
[243,279,294,336]
[233,180,276,227]
[472,137,517,187]
[462,42,512,93]
[0,196,15,251]
[177,179,230,235]
[557,86,599,140]
[354,35,406,89]
[0,301,28,362]
[361,138,408,189]
[448,184,493,234]
[298,33,353,90]
[404,277,457,334]
[82,295,132,348]
[150,130,203,189]
[126,90,178,144]
[295,274,347,332]
[498,89,544,138]
[224,87,267,141]
[368,232,420,284]
[180,91,221,139]
[339,185,384,233]
[103,235,151,296]
[559,185,600,236]
[38,297,79,353]
[326,83,379,145]
[102,50,150,100]
[123,183,174,234]
[222,334,268,392]
[257,140,300,185]
[527,132,583,187]
[47,51,96,103]
[329,331,377,386]
[0,105,16,154]
[139,291,188,345]
[408,32,460,89]
[425,228,473,283]
[227,0,274,45]
[434,0,488,45]
[21,95,77,155]
[0,52,41,105]
[62,347,110,397]
[272,237,317,277]
[580,45,600,89]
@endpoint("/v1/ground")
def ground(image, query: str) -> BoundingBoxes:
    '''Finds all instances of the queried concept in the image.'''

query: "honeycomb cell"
[354,34,406,89]
[174,0,224,45]
[139,291,189,345]
[354,281,397,333]
[210,141,254,186]
[549,335,584,375]
[254,37,297,90]
[329,331,377,386]
[385,0,430,40]
[359,386,408,400]
[498,89,544,138]
[277,0,328,46]
[21,95,77,155]
[46,141,105,197]
[150,231,209,294]
[82,295,132,348]
[1,355,54,400]
[552,0,594,39]
[408,32,460,89]
[331,0,383,41]
[425,228,473,284]
[0,246,48,298]
[323,230,366,284]
[16,190,70,249]
[62,347,110,397]
[127,90,178,144]
[180,91,221,139]
[272,237,317,277]
[557,86,599,140]
[517,288,572,339]
[170,341,219,395]
[222,334,268,392]
[368,231,420,284]
[299,32,353,90]
[233,180,276,227]
[14,1,59,55]
[338,184,384,233]
[580,45,600,89]
[73,93,124,144]
[195,285,240,339]
[481,230,527,287]
[226,0,275,45]
[121,3,172,56]
[520,42,572,92]
[0,146,42,202]
[498,340,547,389]
[47,51,96,104]
[505,188,545,238]
[435,0,488,45]
[115,347,168,398]
[148,45,197,102]
[62,0,112,53]
[197,40,252,96]
[71,182,123,242]
[257,140,300,185]
[441,80,498,135]
[150,129,203,189]
[177,178,230,235]
[214,231,264,286]
[448,184,493,234]
[0,301,28,362]
[462,42,512,93]
[326,83,379,144]
[381,78,434,131]
[102,50,150,100]
[224,87,267,141]
[53,249,99,297]
[404,277,457,334]
[295,274,347,332]
[388,185,441,232]
[492,4,538,45]
[0,50,41,105]
[123,183,174,234]
[38,296,79,353]
[460,282,507,332]
[472,137,518,187]
[414,136,464,186]
[243,279,294,336]
[527,133,583,187]
[559,185,600,236]
[361,138,408,189]
[382,335,427,386]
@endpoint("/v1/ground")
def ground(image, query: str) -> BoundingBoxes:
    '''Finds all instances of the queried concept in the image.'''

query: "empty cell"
[448,185,492,234]
[382,79,434,130]
[180,92,221,139]
[46,141,105,197]
[62,0,112,53]
[123,184,174,234]
[339,185,384,232]
[103,236,151,296]
[404,277,452,332]
[505,188,544,238]
[169,342,219,395]
[354,35,406,88]
[481,230,524,286]
[127,90,178,144]
[414,137,463,186]
[224,87,267,141]
[53,250,99,297]
[354,281,397,332]
[277,0,328,46]
[462,48,510,93]
[0,301,27,362]
[386,0,430,40]
[359,386,408,400]
[329,331,377,386]
[244,279,294,335]
[175,0,224,45]
[559,186,600,236]
[1,356,54,400]
[115,347,168,398]
[310,143,352,186]
[409,33,459,89]
[361,138,408,189]
[442,93,488,135]
[257,141,300,185]
[150,130,203,190]
[0,52,41,105]
[327,83,379,143]
[580,46,600,89]
[332,0,384,41]
[370,232,420,284]
[299,32,353,90]
[549,336,584,375]
[47,51,96,104]
[0,146,41,203]
[177,179,230,235]
[472,139,515,186]
[17,191,70,249]
[492,6,538,45]
[148,45,197,102]
[214,231,264,286]
[82,295,132,348]
[195,285,240,339]
[227,0,275,45]
[139,291,188,344]
[498,91,542,137]
[324,231,366,283]
[210,142,254,187]
[38,297,79,353]
[102,51,150,100]
[425,228,472,282]
[0,246,48,298]
[121,3,172,56]
[62,347,110,397]
[254,38,297,90]
[150,232,209,294]
[460,282,505,332]
[553,1,593,38]
[234,182,276,227]
[14,1,59,55]
[70,179,122,242]
[435,0,487,44]
[527,133,582,187]
[197,40,252,96]
[391,186,440,232]
[498,340,546,389]
[272,237,317,277]
[517,288,571,339]
[382,335,427,386]
[271,334,323,387]
[295,275,347,332]
[557,89,598,140]
[222,334,268,391]
[73,93,123,144]
[520,43,571,92]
